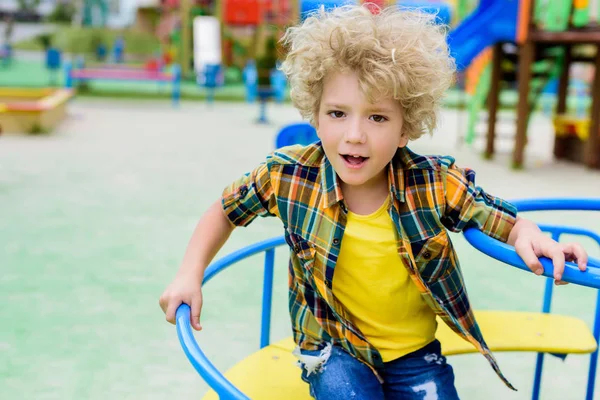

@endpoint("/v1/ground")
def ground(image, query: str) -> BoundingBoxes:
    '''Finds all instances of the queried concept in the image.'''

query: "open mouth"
[341,154,369,169]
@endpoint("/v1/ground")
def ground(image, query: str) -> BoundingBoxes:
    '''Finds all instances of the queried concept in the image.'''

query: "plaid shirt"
[222,143,518,389]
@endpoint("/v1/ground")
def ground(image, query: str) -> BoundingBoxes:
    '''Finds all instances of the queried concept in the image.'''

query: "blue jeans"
[299,340,460,400]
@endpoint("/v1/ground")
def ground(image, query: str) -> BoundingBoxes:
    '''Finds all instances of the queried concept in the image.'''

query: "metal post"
[532,231,561,400]
[260,249,275,348]
[586,291,600,400]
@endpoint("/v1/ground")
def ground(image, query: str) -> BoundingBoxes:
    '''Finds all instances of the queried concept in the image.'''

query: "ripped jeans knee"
[294,342,333,377]
[294,344,385,400]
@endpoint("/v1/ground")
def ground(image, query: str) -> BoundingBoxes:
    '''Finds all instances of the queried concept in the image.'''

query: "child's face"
[316,70,408,190]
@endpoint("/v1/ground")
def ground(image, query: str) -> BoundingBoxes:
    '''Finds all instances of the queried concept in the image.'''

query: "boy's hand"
[159,273,203,331]
[514,232,588,285]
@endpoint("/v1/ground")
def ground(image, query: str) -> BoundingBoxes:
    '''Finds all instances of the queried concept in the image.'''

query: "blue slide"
[447,0,520,72]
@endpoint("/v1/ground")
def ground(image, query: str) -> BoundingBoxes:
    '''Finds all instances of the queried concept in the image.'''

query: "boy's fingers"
[515,240,543,275]
[191,293,203,331]
[564,243,588,271]
[546,246,565,281]
[165,300,180,325]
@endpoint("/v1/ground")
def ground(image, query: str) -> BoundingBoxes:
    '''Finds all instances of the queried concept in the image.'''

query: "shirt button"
[423,251,432,260]
[239,186,248,197]
[293,244,300,253]
[333,238,340,246]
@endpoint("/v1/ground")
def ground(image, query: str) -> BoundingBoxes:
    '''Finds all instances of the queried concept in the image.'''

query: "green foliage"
[256,36,279,86]
[15,26,161,57]
[224,66,242,84]
[36,33,52,50]
[28,123,48,135]
[47,2,77,24]
[17,0,41,11]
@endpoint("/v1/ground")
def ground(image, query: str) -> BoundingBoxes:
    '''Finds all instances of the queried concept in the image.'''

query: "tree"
[48,2,77,23]
[17,0,41,11]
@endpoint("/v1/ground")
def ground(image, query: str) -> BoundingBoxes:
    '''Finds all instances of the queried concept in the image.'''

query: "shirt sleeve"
[221,160,279,227]
[439,158,518,242]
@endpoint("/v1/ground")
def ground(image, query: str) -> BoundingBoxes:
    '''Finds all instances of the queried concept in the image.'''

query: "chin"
[337,172,372,187]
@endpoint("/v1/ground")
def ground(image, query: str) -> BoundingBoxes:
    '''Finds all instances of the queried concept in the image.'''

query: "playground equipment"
[112,36,125,63]
[159,0,454,80]
[396,1,453,25]
[0,88,74,134]
[200,64,223,105]
[243,61,287,123]
[45,47,62,86]
[64,62,182,107]
[299,0,453,22]
[0,44,12,68]
[193,16,222,84]
[82,0,109,27]
[175,197,600,399]
[449,0,600,170]
[274,122,318,148]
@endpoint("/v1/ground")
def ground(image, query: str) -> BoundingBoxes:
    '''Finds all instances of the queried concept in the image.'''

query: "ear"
[313,117,320,137]
[398,133,409,148]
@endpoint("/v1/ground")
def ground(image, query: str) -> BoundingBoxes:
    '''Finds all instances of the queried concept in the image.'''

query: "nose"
[344,117,366,144]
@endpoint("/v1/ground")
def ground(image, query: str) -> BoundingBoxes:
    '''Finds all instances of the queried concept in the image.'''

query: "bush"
[15,26,161,57]
[256,36,278,86]
[47,3,76,24]
[37,33,52,50]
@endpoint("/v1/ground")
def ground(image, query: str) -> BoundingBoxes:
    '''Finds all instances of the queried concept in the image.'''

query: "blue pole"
[260,249,275,349]
[258,98,268,124]
[532,231,561,400]
[586,289,600,399]
[64,62,72,89]
[172,64,181,107]
[208,87,215,105]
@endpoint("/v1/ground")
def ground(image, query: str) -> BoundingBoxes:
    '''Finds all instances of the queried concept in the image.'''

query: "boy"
[159,5,588,399]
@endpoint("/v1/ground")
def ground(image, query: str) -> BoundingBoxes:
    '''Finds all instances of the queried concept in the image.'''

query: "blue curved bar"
[510,197,600,212]
[176,237,287,400]
[203,236,286,284]
[463,198,600,288]
[537,224,600,246]
[464,229,600,288]
[176,304,249,400]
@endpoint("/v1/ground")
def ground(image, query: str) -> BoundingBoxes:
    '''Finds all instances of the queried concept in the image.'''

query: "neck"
[340,169,390,215]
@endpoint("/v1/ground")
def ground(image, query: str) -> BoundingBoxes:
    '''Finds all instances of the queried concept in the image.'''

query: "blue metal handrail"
[177,198,600,400]
[464,198,600,400]
[176,236,286,400]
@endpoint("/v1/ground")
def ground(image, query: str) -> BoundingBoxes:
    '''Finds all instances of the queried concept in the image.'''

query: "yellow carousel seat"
[202,310,597,399]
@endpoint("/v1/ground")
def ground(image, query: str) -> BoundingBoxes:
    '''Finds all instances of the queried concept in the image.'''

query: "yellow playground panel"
[554,114,591,141]
[201,311,597,400]
[0,88,74,134]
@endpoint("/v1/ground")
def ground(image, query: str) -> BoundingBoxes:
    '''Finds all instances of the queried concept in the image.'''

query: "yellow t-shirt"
[333,196,437,362]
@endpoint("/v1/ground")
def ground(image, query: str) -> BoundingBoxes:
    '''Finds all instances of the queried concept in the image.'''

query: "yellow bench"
[202,310,597,399]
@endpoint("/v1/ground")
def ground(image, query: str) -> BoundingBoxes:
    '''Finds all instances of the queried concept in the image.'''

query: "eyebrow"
[323,103,394,113]
[365,107,394,114]
[323,103,348,110]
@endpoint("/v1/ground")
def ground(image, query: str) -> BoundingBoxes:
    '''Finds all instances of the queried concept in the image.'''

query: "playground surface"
[1,99,600,399]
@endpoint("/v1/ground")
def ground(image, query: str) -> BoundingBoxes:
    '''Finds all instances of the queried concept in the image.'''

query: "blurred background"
[1,0,600,399]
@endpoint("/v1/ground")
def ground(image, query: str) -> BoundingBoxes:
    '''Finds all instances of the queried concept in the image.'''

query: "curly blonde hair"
[280,4,456,140]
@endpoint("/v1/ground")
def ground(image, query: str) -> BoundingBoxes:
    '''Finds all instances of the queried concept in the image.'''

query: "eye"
[328,110,345,119]
[370,115,388,123]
